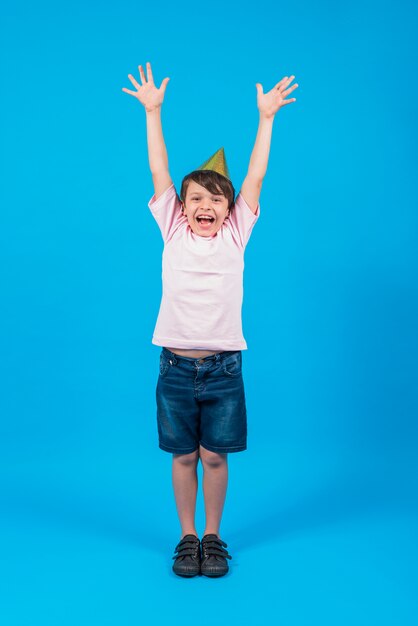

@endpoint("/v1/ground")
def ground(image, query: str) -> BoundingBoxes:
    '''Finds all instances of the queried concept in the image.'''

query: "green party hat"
[197,147,231,181]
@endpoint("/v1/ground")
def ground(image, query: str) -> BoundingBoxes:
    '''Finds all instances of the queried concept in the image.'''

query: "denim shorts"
[155,347,247,454]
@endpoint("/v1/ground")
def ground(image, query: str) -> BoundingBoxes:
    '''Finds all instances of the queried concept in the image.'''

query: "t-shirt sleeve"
[227,192,261,249]
[148,183,185,243]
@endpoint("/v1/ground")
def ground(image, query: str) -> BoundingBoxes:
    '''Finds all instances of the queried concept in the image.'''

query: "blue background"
[1,0,417,624]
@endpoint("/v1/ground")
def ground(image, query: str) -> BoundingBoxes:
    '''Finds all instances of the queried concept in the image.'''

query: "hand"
[122,62,170,112]
[255,75,298,118]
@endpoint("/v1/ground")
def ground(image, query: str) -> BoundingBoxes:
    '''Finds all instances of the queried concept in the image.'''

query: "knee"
[199,445,227,468]
[173,450,199,466]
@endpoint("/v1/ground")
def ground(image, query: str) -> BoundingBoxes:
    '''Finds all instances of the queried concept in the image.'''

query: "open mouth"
[196,216,215,229]
[196,216,215,224]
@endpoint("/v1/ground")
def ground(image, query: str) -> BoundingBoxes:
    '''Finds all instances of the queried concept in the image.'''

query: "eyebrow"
[189,192,224,197]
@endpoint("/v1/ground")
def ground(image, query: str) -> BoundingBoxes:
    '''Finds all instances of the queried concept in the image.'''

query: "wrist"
[259,112,275,122]
[145,105,162,114]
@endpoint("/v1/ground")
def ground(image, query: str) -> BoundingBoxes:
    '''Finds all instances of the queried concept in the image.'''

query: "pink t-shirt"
[148,183,260,351]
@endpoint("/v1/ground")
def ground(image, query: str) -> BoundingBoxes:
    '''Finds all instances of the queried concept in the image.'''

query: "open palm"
[256,75,298,118]
[122,62,170,112]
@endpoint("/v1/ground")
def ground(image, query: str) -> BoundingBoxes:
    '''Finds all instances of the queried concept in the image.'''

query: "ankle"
[181,530,198,539]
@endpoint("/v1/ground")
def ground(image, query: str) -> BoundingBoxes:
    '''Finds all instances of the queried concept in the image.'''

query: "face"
[181,181,230,236]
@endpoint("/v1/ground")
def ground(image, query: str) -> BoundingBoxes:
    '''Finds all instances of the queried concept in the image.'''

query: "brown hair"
[179,170,236,215]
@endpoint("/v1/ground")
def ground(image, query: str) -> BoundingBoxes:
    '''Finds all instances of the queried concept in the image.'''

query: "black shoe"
[200,534,232,577]
[172,534,201,577]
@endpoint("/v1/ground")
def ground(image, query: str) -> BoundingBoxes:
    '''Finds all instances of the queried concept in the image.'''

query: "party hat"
[197,147,231,181]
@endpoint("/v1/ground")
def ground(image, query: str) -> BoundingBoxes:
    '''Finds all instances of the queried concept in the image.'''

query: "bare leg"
[172,450,199,538]
[199,445,228,537]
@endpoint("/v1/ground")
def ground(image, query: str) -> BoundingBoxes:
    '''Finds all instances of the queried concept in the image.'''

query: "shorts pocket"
[159,352,171,377]
[221,352,242,377]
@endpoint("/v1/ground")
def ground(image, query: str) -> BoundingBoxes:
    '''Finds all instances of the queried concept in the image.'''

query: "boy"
[122,62,298,577]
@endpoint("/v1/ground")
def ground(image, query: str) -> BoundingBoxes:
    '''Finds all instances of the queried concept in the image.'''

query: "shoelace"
[201,536,232,560]
[172,536,200,560]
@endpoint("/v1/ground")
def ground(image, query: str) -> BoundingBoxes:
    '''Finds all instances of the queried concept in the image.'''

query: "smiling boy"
[122,62,298,576]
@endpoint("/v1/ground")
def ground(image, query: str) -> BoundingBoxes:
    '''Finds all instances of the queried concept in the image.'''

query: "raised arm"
[240,75,299,214]
[122,62,173,199]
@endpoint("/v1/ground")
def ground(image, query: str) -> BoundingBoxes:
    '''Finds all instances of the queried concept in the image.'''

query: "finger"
[122,87,139,96]
[284,75,296,87]
[273,76,288,90]
[138,65,147,85]
[281,98,297,105]
[282,83,299,96]
[146,61,154,83]
[128,74,141,90]
[160,77,170,92]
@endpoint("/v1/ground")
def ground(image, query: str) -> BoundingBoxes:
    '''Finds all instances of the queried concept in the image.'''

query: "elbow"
[247,173,264,187]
